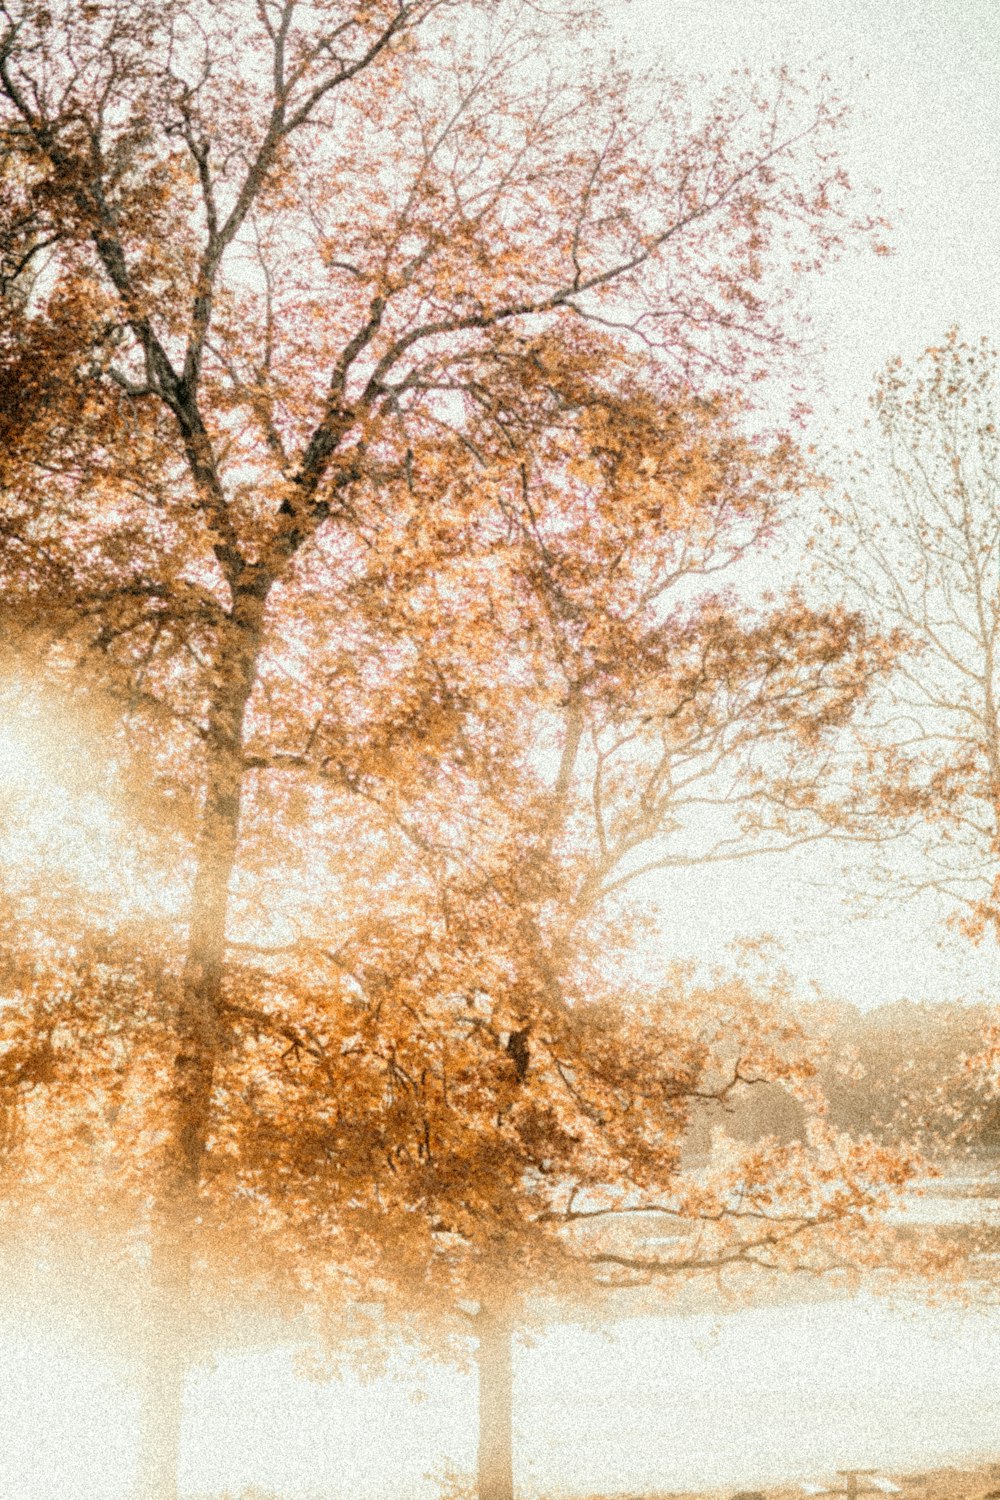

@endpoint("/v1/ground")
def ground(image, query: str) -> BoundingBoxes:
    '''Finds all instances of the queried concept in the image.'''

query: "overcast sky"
[604,0,1000,1009]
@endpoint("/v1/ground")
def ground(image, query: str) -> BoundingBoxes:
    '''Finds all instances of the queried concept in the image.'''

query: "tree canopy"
[0,4,912,1498]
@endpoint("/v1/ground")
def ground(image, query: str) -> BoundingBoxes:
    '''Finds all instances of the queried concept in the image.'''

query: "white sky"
[605,0,1000,1009]
[2,8,998,1497]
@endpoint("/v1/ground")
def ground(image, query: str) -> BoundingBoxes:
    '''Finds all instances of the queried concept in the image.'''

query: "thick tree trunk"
[477,1302,515,1500]
[135,585,266,1500]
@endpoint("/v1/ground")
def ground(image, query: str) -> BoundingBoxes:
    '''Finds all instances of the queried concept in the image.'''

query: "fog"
[4,1290,1000,1500]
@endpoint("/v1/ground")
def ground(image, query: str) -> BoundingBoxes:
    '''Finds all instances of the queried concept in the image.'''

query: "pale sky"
[5,3,992,1012]
[607,0,1000,1009]
[3,8,999,1498]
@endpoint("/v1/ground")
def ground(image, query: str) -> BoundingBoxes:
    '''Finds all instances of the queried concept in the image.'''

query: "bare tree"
[810,331,1000,944]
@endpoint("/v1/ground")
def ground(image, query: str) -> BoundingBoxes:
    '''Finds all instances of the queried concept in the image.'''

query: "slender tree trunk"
[477,1302,515,1500]
[136,584,266,1500]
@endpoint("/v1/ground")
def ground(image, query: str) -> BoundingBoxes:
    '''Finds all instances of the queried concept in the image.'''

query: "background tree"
[695,997,1000,1160]
[808,331,1000,940]
[790,333,1000,1313]
[0,2,887,1494]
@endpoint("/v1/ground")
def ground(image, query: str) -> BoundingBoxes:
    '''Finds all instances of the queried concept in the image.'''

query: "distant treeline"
[685,1000,1000,1160]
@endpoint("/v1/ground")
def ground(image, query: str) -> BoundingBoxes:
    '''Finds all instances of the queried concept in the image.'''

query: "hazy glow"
[2,6,998,1499]
[0,1332,137,1500]
[0,680,183,920]
[0,722,48,793]
[3,1296,1000,1500]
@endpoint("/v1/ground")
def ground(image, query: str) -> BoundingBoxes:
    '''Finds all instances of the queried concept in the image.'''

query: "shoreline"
[590,1460,1000,1500]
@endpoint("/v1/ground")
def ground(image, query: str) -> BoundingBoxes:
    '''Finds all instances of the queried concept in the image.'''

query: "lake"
[3,1179,1000,1499]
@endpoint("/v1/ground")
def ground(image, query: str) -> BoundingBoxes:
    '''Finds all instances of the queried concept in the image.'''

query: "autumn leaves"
[0,4,943,1499]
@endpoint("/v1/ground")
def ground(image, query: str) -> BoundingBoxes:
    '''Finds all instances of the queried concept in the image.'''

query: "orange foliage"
[0,4,905,1496]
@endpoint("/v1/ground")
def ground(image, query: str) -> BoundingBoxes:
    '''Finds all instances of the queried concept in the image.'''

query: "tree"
[707,997,1000,1160]
[809,331,1000,940]
[225,952,917,1500]
[191,374,911,1500]
[0,346,908,1499]
[0,2,886,1494]
[211,698,915,1500]
[802,333,1000,1299]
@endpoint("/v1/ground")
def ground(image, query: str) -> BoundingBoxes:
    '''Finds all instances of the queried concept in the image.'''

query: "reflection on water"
[3,1293,1000,1500]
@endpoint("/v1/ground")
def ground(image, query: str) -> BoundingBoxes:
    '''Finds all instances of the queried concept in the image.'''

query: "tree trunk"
[135,585,266,1500]
[477,1302,515,1500]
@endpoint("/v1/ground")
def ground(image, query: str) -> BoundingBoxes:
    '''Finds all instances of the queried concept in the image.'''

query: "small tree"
[809,331,1000,940]
[0,3,886,1492]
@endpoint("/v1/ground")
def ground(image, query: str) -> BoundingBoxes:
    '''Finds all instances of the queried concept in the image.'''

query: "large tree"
[194,370,910,1500]
[0,2,886,1494]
